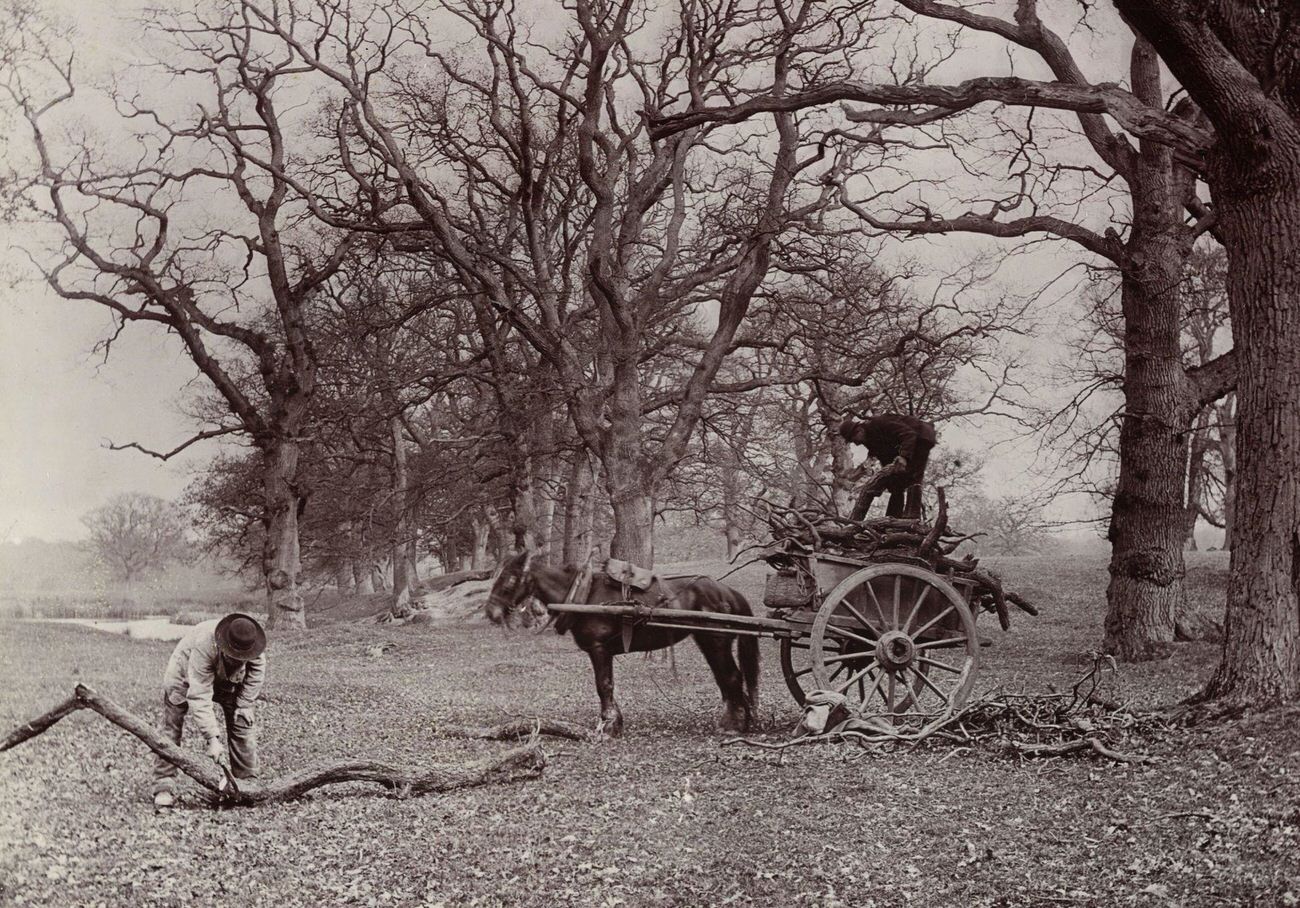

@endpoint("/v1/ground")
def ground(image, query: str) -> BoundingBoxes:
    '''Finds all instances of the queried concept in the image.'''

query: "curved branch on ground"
[1,686,545,807]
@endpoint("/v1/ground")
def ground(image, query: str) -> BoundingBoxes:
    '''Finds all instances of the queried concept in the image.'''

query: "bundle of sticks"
[728,656,1165,764]
[761,489,1039,630]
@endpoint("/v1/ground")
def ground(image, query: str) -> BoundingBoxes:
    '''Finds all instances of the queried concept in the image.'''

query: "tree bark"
[602,378,656,565]
[1103,261,1194,660]
[1101,40,1198,662]
[1202,145,1300,704]
[603,450,655,567]
[561,453,595,565]
[262,438,305,630]
[607,483,655,567]
[390,416,414,617]
[470,515,492,571]
[353,561,374,595]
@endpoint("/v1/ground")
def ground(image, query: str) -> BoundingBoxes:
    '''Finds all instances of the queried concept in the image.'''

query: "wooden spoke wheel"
[809,564,978,726]
[779,634,817,706]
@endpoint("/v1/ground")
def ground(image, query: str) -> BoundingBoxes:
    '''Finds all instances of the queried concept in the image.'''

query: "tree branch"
[649,77,1210,163]
[104,426,243,461]
[1188,348,1236,409]
[2,685,545,806]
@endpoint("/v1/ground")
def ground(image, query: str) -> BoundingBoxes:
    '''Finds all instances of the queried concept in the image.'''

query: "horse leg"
[586,646,624,737]
[694,634,749,733]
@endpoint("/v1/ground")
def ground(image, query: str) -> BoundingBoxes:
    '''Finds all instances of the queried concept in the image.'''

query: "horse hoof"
[596,717,624,738]
[718,710,749,735]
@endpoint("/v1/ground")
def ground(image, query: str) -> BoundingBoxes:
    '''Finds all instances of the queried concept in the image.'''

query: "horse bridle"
[488,552,547,622]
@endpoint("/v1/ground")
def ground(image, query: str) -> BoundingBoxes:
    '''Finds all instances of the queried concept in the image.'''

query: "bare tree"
[8,7,355,628]
[950,492,1048,556]
[652,1,1236,663]
[210,0,877,566]
[1067,0,1300,703]
[656,1,1300,703]
[81,493,188,585]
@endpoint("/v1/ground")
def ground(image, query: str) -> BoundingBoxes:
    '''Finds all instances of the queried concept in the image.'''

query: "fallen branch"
[1008,737,1153,764]
[2,685,545,806]
[443,718,598,743]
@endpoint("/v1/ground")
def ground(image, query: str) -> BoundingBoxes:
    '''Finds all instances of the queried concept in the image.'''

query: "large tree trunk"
[390,417,415,616]
[602,377,656,565]
[607,479,655,567]
[1103,264,1195,660]
[561,453,595,565]
[829,430,856,517]
[720,449,744,560]
[603,448,654,567]
[470,515,492,571]
[1202,146,1300,704]
[1101,72,1198,661]
[262,438,305,630]
[353,562,374,594]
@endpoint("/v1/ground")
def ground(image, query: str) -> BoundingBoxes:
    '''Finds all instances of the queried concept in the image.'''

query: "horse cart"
[541,500,1036,729]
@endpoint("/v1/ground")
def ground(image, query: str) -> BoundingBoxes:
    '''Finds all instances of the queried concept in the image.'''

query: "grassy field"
[1,553,1297,907]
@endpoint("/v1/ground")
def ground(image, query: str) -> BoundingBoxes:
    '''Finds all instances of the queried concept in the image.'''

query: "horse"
[486,551,760,737]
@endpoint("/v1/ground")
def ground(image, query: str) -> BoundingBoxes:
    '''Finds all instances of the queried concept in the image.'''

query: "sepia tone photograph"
[0,0,1297,905]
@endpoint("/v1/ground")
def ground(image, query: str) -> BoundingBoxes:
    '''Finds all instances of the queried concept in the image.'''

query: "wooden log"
[1,685,544,806]
[920,488,948,556]
[0,694,83,752]
[965,568,1011,631]
[443,718,597,743]
[1007,591,1040,616]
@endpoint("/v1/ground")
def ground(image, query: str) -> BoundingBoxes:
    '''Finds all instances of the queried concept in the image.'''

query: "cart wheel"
[809,564,978,726]
[779,636,817,706]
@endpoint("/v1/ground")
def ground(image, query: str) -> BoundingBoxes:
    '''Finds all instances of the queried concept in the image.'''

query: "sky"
[0,0,1131,543]
[0,0,216,542]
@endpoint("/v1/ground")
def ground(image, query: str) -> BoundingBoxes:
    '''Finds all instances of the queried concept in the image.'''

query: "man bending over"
[838,412,937,520]
[153,613,267,808]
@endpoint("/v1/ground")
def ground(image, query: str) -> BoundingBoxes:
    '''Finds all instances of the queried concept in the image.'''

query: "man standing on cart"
[838,412,937,520]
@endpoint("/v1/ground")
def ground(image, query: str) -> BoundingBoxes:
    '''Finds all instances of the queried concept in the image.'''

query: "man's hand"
[206,736,229,768]
[233,707,256,729]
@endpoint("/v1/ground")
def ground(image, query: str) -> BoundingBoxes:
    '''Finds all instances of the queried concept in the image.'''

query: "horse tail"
[730,588,760,715]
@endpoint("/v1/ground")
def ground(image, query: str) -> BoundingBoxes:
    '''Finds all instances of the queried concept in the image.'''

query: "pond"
[35,616,192,641]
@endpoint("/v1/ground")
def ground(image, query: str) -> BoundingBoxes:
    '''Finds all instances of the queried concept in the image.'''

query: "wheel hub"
[875,630,916,671]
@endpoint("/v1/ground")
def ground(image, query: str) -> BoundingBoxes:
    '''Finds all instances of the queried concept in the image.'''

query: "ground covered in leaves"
[1,553,1297,907]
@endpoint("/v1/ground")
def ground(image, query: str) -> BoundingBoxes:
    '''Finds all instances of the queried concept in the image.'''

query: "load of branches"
[761,489,1038,629]
[732,657,1168,764]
